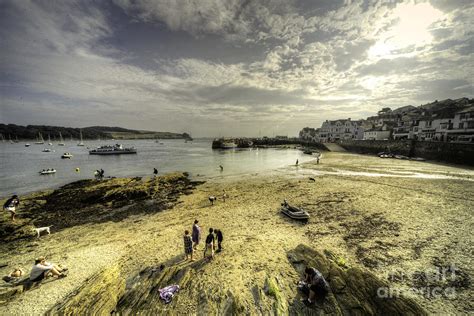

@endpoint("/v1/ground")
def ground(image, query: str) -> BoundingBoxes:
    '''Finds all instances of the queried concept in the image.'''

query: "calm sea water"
[0,139,313,198]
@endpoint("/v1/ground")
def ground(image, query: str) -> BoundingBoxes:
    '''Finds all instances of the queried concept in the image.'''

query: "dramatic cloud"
[0,0,472,137]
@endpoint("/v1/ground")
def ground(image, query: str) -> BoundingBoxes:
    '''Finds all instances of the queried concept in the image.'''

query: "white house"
[363,125,391,140]
[446,106,474,142]
[317,118,365,142]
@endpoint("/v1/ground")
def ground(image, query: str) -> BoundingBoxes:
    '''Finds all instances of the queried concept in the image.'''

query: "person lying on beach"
[203,228,215,259]
[183,230,195,261]
[10,267,24,278]
[298,267,329,305]
[30,257,67,282]
[2,268,25,283]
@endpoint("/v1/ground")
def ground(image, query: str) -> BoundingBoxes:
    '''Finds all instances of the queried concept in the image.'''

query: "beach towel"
[158,284,180,304]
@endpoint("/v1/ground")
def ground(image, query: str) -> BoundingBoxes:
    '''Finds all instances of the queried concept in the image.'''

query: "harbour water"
[0,139,314,197]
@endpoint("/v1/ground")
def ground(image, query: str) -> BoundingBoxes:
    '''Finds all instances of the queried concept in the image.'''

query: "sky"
[0,0,472,137]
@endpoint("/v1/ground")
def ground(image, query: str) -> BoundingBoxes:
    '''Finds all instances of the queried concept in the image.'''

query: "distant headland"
[0,124,192,141]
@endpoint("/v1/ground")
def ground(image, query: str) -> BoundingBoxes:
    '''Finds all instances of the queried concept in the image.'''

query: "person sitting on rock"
[29,256,67,282]
[299,267,330,305]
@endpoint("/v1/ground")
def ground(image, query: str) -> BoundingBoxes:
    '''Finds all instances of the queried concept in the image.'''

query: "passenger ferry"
[89,144,137,155]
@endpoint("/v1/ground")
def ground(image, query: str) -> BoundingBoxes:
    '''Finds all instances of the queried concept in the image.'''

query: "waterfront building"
[363,124,392,140]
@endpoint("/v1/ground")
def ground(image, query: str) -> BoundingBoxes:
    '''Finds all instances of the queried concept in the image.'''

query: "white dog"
[34,226,53,238]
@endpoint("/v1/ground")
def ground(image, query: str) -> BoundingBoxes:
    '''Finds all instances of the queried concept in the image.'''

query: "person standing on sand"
[153,168,158,177]
[215,229,224,252]
[183,230,195,261]
[3,194,20,221]
[192,220,201,250]
[219,165,223,172]
[203,228,215,259]
[296,159,299,166]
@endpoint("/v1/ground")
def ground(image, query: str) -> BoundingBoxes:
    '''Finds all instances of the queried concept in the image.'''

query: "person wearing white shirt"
[30,257,67,282]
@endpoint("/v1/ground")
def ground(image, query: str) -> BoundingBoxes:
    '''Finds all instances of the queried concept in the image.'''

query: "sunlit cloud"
[0,0,472,137]
[369,2,444,59]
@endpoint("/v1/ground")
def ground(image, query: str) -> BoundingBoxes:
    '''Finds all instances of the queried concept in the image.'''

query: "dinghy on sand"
[280,200,310,221]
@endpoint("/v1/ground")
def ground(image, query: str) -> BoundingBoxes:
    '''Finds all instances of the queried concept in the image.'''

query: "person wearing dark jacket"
[3,195,19,221]
[203,228,215,259]
[215,229,224,252]
[299,267,330,305]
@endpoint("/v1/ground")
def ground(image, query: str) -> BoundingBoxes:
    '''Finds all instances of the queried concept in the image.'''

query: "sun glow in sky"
[369,2,444,59]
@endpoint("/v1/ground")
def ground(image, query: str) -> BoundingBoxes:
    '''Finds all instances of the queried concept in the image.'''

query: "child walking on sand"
[183,230,195,261]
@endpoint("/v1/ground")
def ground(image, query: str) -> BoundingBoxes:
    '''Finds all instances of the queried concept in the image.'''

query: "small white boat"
[42,148,51,152]
[61,152,73,159]
[39,169,56,175]
[25,143,30,147]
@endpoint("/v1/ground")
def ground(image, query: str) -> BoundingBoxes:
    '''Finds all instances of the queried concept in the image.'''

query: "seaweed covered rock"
[1,173,200,240]
[48,264,125,315]
[0,217,36,243]
[288,244,427,315]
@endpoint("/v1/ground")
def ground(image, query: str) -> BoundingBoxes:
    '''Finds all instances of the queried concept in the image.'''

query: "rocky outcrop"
[48,244,426,315]
[1,173,200,242]
[287,244,427,315]
[48,264,125,315]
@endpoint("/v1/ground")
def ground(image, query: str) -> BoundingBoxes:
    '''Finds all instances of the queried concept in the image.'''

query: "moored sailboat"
[77,130,85,146]
[58,132,65,146]
[35,132,45,144]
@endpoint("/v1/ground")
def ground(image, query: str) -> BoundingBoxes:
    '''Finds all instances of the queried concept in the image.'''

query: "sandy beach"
[1,152,473,314]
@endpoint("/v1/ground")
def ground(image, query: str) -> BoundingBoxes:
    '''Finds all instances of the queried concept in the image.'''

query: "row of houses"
[299,98,474,143]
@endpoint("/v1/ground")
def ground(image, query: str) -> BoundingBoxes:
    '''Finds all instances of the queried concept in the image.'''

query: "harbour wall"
[338,140,474,166]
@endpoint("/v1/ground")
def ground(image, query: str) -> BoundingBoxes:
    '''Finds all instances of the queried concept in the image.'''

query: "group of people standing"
[183,220,224,261]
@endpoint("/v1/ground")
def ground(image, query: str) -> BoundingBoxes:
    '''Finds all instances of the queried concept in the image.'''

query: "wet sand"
[1,152,473,314]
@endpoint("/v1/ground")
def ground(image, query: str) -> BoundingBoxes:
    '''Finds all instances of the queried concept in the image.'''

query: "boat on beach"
[280,200,310,221]
[39,169,56,175]
[221,141,237,149]
[89,144,137,155]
